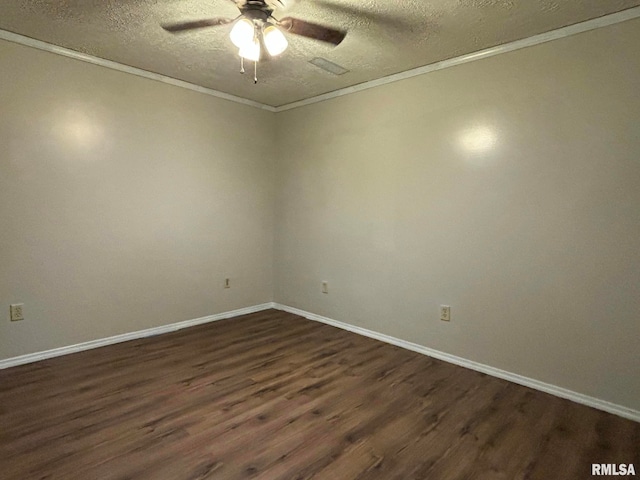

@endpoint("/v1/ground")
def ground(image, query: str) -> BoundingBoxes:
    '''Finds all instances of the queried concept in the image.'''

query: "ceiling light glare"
[239,38,261,62]
[459,126,497,154]
[55,108,104,152]
[263,25,288,56]
[230,18,255,49]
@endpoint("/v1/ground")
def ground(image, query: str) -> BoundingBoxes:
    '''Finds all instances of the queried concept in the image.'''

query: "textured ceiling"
[1,0,639,107]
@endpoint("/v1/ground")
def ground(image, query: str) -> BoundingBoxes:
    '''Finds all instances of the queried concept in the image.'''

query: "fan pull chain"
[253,23,259,84]
[240,56,245,74]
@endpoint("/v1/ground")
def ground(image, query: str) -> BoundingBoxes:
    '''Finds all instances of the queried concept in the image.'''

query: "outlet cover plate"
[10,304,24,322]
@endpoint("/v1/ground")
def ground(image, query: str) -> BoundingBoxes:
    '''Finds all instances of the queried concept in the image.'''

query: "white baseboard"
[273,303,640,423]
[3,301,637,422]
[0,303,274,370]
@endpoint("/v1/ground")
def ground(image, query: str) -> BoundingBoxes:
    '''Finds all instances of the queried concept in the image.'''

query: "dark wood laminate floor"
[0,309,637,480]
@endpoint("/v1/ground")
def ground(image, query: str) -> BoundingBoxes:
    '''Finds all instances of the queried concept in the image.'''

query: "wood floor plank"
[0,309,637,479]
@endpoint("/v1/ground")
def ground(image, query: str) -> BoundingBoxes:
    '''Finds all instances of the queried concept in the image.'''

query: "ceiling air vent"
[309,57,349,75]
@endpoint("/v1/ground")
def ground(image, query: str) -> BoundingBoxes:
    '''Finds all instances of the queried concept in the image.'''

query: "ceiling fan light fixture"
[162,1,348,82]
[230,18,255,49]
[263,24,288,56]
[239,38,261,62]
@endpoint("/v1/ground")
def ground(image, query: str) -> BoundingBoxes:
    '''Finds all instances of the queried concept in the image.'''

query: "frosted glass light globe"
[239,38,261,61]
[230,18,255,49]
[263,25,288,56]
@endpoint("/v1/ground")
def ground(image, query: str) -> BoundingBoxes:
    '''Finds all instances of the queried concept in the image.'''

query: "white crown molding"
[0,29,277,112]
[272,303,640,423]
[2,7,640,113]
[274,6,640,112]
[0,303,274,370]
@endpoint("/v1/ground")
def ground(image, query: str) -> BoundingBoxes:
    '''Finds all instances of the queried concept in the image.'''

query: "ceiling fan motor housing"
[239,0,275,17]
[241,7,272,23]
[239,0,288,10]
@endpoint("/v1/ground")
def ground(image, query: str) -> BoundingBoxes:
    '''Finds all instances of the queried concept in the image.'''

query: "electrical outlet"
[224,278,231,289]
[322,281,329,294]
[440,305,451,322]
[10,304,24,322]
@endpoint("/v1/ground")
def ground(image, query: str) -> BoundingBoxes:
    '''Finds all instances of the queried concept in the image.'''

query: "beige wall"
[274,18,640,410]
[0,40,276,358]
[1,18,639,412]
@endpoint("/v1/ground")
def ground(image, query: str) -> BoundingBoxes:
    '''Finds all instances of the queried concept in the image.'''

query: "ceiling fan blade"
[162,17,233,33]
[278,17,346,46]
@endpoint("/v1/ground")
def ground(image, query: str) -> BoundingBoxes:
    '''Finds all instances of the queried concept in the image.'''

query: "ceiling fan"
[161,0,347,83]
